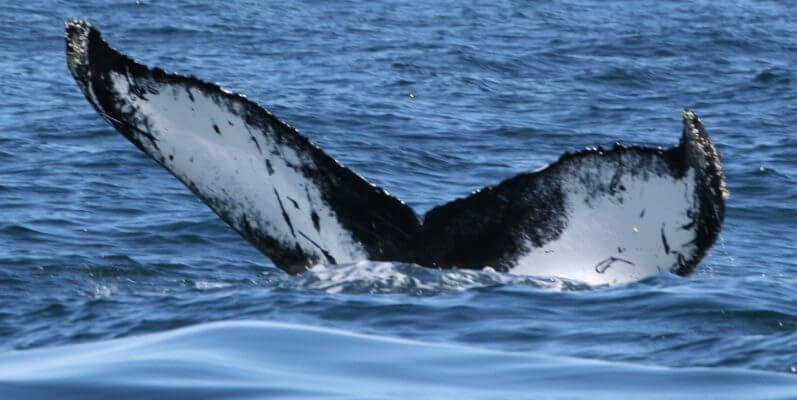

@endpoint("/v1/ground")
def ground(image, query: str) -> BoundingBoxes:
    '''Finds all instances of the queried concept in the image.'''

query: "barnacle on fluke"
[65,19,727,285]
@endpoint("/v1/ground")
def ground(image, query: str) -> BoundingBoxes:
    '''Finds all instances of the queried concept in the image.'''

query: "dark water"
[1,0,796,398]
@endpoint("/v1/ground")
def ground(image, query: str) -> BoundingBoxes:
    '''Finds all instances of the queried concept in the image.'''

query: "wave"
[0,320,793,400]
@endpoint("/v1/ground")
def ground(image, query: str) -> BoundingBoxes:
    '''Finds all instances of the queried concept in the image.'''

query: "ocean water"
[1,0,796,398]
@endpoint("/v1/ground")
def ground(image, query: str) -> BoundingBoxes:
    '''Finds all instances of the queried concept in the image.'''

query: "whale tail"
[65,20,727,285]
[418,110,727,284]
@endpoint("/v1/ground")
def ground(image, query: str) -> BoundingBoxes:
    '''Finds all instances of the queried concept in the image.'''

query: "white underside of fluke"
[105,71,367,265]
[514,157,697,285]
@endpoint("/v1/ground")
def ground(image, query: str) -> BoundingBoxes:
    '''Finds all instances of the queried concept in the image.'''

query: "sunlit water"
[1,0,796,398]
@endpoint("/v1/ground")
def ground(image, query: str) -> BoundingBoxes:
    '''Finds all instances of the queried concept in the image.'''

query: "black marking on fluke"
[265,159,274,175]
[65,20,728,280]
[273,187,296,238]
[661,224,671,254]
[285,196,300,209]
[595,257,635,274]
[250,135,263,154]
[311,211,321,233]
[298,231,337,265]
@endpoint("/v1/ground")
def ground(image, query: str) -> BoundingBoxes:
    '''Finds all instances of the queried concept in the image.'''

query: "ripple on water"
[1,0,797,397]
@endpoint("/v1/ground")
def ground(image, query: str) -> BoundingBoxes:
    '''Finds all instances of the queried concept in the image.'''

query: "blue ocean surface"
[1,0,796,398]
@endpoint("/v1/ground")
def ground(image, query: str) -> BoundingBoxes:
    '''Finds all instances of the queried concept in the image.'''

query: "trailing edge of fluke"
[65,19,728,285]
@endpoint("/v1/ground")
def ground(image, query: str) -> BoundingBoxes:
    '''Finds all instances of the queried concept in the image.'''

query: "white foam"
[301,261,587,293]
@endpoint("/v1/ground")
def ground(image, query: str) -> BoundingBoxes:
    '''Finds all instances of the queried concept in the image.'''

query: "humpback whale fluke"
[65,20,728,285]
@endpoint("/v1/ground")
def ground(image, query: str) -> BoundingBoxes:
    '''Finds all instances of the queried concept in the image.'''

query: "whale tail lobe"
[65,19,423,274]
